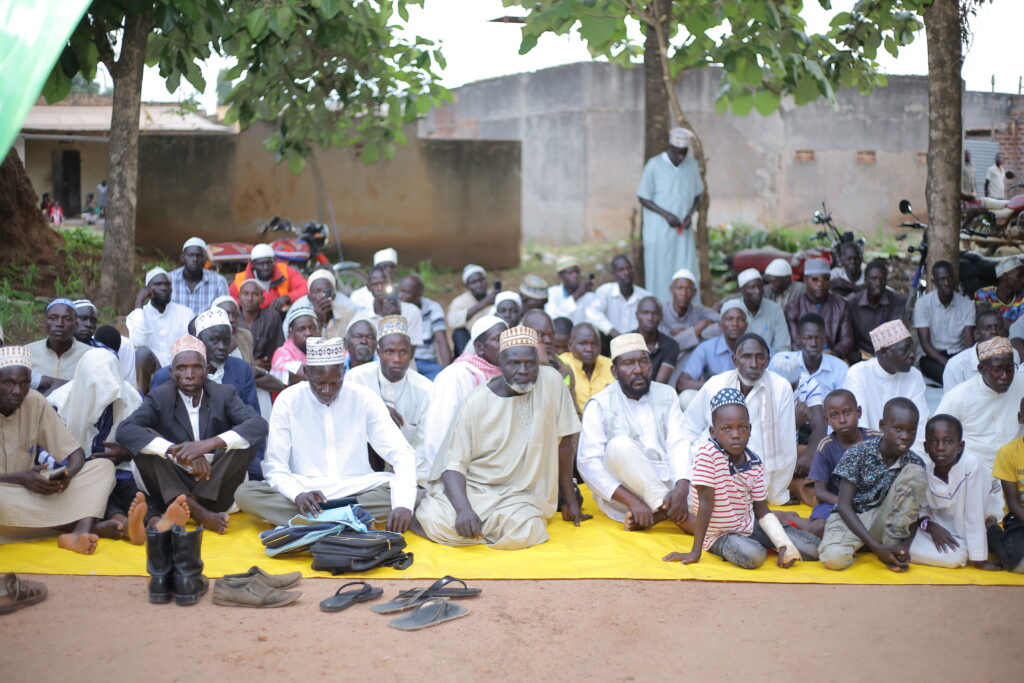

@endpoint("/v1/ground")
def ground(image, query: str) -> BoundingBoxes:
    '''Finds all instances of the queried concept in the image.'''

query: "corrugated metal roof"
[21,103,235,134]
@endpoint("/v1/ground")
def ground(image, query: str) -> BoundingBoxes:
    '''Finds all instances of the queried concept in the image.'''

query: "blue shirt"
[170,267,230,315]
[774,350,848,394]
[682,335,735,380]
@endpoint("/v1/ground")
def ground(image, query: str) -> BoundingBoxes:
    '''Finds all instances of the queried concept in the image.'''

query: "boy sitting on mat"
[819,397,927,572]
[662,387,819,570]
[804,389,880,538]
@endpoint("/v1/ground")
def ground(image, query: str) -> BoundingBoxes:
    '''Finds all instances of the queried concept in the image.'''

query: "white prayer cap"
[195,306,231,335]
[737,268,763,288]
[768,353,802,384]
[212,295,236,309]
[764,258,793,277]
[668,127,693,148]
[373,248,398,266]
[0,345,32,371]
[520,275,549,300]
[610,333,648,361]
[869,320,911,351]
[251,243,275,261]
[282,303,317,337]
[145,267,169,286]
[305,336,347,366]
[73,299,97,313]
[499,325,539,352]
[495,291,522,307]
[720,299,746,316]
[803,258,831,277]
[182,236,208,253]
[671,268,696,284]
[307,269,336,290]
[462,264,485,284]
[469,315,507,346]
[378,316,409,339]
[995,255,1024,278]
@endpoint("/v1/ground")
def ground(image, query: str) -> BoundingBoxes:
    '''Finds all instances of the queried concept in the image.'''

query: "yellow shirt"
[560,352,615,412]
[993,438,1024,506]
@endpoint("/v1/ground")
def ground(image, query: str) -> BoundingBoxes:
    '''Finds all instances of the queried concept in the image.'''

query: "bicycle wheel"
[332,263,367,295]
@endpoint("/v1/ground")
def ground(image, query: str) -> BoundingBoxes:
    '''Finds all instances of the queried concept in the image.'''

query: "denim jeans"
[708,519,821,569]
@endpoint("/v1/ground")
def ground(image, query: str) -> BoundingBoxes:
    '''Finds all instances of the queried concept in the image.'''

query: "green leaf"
[272,6,294,38]
[729,89,754,116]
[753,89,780,116]
[42,66,73,104]
[883,36,898,58]
[793,75,819,105]
[578,15,619,47]
[360,142,381,164]
[245,8,268,39]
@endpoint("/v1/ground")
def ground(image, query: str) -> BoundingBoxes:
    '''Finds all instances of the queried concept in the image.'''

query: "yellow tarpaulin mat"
[2,487,1023,585]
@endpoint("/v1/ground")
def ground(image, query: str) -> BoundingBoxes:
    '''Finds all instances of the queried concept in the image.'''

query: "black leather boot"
[171,525,208,606]
[145,527,174,604]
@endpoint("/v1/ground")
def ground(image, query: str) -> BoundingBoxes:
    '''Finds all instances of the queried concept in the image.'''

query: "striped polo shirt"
[689,439,767,550]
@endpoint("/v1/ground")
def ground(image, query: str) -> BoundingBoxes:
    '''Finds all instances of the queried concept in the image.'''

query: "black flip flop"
[388,598,469,631]
[319,581,383,613]
[396,576,481,600]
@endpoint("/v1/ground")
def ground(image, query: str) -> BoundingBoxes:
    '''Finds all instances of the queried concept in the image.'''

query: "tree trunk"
[101,11,151,312]
[924,0,963,284]
[637,0,671,288]
[0,149,51,256]
[646,10,713,299]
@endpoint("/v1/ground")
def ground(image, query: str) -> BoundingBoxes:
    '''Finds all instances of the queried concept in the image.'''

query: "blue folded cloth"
[260,504,374,557]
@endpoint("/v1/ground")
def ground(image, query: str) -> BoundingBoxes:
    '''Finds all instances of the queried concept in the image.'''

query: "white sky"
[130,0,1023,113]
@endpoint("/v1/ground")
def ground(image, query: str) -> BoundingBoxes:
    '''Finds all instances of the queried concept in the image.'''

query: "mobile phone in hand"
[589,273,595,280]
[494,280,502,291]
[43,466,67,480]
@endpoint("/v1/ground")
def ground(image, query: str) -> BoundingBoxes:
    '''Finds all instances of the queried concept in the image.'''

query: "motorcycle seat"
[271,237,311,261]
[1007,194,1024,211]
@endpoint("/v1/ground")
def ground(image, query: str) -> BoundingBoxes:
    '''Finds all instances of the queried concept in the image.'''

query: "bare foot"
[127,493,148,545]
[885,562,909,573]
[57,532,99,555]
[153,494,191,532]
[189,500,229,534]
[624,509,666,531]
[94,518,125,540]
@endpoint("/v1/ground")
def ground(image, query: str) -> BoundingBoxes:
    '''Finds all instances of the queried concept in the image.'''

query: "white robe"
[420,360,496,477]
[261,381,417,511]
[935,373,1024,517]
[911,452,989,567]
[842,358,928,443]
[345,361,433,481]
[125,301,193,367]
[680,369,796,505]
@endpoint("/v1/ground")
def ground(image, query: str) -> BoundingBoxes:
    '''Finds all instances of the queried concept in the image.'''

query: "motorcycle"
[962,175,1024,236]
[258,217,367,295]
[728,202,858,278]
[897,199,997,315]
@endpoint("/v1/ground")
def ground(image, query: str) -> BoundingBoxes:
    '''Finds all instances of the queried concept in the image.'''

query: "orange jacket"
[230,262,308,309]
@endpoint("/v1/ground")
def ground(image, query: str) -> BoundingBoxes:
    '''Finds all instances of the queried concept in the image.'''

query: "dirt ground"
[0,575,1017,682]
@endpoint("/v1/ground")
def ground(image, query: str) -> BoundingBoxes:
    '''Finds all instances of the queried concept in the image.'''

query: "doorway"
[52,149,81,216]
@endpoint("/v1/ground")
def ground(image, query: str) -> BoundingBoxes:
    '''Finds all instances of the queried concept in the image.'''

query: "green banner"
[0,1,91,158]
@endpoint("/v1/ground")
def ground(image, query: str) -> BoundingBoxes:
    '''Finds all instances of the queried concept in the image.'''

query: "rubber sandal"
[370,586,431,614]
[387,598,469,631]
[396,576,481,600]
[319,581,383,613]
[0,573,47,615]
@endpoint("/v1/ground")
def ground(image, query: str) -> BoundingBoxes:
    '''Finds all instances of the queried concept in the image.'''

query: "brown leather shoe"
[221,566,302,589]
[0,573,47,615]
[212,578,302,608]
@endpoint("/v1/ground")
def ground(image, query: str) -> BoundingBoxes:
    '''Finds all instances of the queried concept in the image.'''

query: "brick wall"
[991,104,1024,193]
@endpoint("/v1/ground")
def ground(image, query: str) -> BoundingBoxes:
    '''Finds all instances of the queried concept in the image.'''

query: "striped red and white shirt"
[689,439,767,550]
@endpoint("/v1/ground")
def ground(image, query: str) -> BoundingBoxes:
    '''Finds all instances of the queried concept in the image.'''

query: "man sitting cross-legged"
[577,333,690,531]
[415,326,586,550]
[345,317,432,481]
[235,337,418,531]
[0,346,115,554]
[663,388,819,569]
[819,398,927,572]
[116,335,268,534]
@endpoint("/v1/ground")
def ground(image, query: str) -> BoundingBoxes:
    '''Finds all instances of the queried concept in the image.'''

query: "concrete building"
[419,62,1024,244]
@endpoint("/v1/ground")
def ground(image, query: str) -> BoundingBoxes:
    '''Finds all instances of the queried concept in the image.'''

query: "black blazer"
[117,379,268,454]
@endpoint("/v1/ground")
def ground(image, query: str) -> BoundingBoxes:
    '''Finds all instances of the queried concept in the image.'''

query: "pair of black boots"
[146,525,208,606]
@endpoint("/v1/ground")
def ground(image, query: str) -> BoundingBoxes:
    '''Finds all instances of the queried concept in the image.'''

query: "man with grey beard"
[415,325,586,549]
[680,333,797,505]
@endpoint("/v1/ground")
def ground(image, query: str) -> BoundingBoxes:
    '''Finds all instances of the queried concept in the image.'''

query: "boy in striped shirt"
[664,387,820,569]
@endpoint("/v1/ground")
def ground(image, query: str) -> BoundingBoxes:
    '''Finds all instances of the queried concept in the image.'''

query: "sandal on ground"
[387,598,469,631]
[0,573,47,615]
[395,576,481,600]
[319,581,383,613]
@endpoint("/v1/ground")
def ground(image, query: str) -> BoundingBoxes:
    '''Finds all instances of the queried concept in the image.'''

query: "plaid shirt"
[170,267,230,315]
[833,437,924,513]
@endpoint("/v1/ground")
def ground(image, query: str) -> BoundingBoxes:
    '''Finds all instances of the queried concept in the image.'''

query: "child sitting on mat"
[663,387,819,570]
[819,397,927,572]
[805,389,880,538]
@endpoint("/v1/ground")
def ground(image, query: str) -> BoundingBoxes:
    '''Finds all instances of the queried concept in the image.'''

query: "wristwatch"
[920,517,930,532]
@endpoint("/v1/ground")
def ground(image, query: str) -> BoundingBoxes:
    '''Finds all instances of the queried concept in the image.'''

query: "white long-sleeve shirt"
[942,343,1020,393]
[577,382,690,521]
[261,381,417,511]
[585,282,652,335]
[921,452,989,562]
[420,361,493,476]
[545,285,596,325]
[125,301,193,367]
[843,357,928,443]
[141,390,249,458]
[680,369,796,505]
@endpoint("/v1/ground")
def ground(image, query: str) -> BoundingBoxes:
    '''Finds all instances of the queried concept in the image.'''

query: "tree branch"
[88,15,117,76]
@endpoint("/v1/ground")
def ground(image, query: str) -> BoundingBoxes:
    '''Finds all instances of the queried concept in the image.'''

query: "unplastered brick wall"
[992,106,1024,185]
